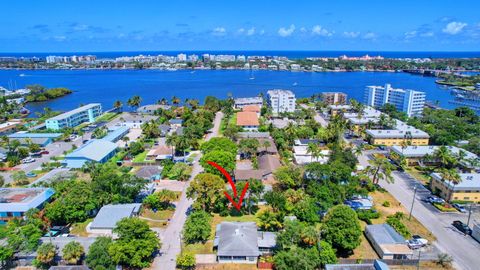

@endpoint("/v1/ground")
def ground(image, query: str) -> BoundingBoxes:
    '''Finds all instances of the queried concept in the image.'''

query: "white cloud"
[212,27,226,36]
[420,32,434,37]
[343,31,360,38]
[363,32,377,40]
[404,31,417,39]
[442,22,467,35]
[53,35,66,41]
[246,27,255,36]
[312,25,333,36]
[278,24,295,37]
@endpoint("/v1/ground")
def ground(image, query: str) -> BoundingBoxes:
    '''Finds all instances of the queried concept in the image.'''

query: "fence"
[338,258,420,266]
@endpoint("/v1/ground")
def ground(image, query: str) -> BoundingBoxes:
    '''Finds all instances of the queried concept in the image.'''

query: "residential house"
[137,104,171,114]
[135,166,163,181]
[8,132,62,147]
[169,118,183,128]
[213,222,276,264]
[242,105,261,117]
[236,111,260,132]
[103,126,130,143]
[87,203,142,236]
[146,145,173,160]
[365,224,413,259]
[430,173,480,203]
[293,144,329,165]
[0,120,22,135]
[0,188,55,224]
[116,113,158,128]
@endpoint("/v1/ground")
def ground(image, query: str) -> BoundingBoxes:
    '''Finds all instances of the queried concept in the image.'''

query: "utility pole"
[409,186,418,220]
[416,249,422,270]
[467,203,475,227]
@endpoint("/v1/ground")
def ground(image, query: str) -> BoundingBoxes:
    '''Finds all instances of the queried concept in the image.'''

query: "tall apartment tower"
[365,84,425,117]
[267,89,296,114]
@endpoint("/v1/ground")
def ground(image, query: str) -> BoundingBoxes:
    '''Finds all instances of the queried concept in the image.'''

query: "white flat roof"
[48,103,101,121]
[391,145,478,160]
[366,129,429,139]
[431,173,480,190]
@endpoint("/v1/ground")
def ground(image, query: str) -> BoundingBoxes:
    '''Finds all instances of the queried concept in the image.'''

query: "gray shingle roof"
[90,203,142,230]
[215,222,260,257]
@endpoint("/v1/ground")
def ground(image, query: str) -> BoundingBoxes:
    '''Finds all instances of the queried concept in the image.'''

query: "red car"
[40,150,49,155]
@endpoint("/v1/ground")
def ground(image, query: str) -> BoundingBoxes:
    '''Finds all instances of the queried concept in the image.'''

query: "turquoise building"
[45,103,102,130]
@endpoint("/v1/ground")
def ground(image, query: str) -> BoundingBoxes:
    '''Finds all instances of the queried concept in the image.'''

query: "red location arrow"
[207,161,249,211]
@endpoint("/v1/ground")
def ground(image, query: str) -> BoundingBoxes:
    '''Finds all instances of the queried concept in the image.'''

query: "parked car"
[26,172,37,178]
[69,134,77,140]
[452,203,467,213]
[40,150,49,155]
[424,196,445,204]
[407,239,424,249]
[21,157,35,164]
[30,152,42,158]
[452,220,472,235]
[411,235,428,246]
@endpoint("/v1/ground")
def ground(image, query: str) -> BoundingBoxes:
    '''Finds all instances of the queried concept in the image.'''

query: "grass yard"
[140,208,174,228]
[406,167,432,186]
[95,112,119,123]
[133,150,148,162]
[70,218,92,237]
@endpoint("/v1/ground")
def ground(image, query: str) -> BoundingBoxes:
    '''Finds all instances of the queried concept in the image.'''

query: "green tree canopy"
[62,241,84,265]
[323,205,362,252]
[200,137,237,155]
[86,237,115,270]
[186,173,225,212]
[183,210,211,244]
[200,150,236,176]
[108,218,160,269]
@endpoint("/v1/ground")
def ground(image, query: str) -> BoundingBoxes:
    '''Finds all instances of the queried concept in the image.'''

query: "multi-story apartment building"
[234,97,263,109]
[46,103,102,130]
[430,173,480,203]
[321,92,347,105]
[267,89,296,114]
[365,84,426,117]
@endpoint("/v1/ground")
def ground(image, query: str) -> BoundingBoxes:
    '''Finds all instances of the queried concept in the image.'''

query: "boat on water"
[19,73,26,77]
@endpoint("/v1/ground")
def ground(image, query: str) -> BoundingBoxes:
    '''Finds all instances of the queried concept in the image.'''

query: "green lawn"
[70,218,92,237]
[133,150,148,162]
[95,112,119,123]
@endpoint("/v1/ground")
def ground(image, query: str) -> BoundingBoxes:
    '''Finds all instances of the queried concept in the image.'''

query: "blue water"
[0,69,457,117]
[1,50,480,59]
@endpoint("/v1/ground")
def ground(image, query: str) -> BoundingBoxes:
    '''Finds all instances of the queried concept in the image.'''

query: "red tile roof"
[242,105,261,113]
[236,112,259,126]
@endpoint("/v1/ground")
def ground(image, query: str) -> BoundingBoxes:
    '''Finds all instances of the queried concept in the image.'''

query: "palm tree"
[127,95,142,111]
[171,96,181,106]
[262,140,271,154]
[158,98,168,105]
[166,133,178,160]
[440,168,461,201]
[367,156,395,184]
[187,99,199,110]
[433,146,456,169]
[307,142,324,162]
[121,136,130,148]
[113,100,123,112]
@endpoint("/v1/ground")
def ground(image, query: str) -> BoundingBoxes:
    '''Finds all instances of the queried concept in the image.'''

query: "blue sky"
[1,0,479,52]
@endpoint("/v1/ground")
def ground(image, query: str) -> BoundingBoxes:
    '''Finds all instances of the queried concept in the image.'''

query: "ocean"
[0,69,457,117]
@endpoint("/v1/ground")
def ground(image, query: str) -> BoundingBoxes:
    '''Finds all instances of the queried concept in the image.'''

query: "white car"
[21,157,36,164]
[411,235,428,246]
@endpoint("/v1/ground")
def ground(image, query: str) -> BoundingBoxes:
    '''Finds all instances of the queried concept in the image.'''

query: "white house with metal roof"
[365,224,412,259]
[213,222,276,264]
[64,139,117,168]
[45,103,102,130]
[87,203,142,236]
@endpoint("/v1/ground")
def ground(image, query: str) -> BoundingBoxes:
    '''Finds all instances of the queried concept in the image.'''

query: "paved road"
[358,151,480,270]
[152,111,223,269]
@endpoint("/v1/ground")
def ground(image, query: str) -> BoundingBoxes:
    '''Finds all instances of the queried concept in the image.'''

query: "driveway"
[152,111,223,269]
[359,152,480,270]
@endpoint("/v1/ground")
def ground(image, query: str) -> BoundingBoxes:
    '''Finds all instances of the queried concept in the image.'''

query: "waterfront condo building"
[365,84,426,117]
[267,89,296,114]
[321,92,347,105]
[46,103,102,130]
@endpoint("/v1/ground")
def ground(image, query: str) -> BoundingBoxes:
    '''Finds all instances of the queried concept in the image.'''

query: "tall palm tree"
[262,140,271,154]
[367,156,395,184]
[166,133,178,160]
[433,146,456,169]
[171,96,181,106]
[158,98,168,105]
[440,168,462,201]
[307,142,324,162]
[187,99,199,110]
[113,100,123,112]
[127,95,142,111]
